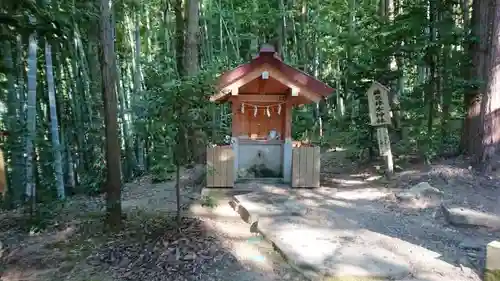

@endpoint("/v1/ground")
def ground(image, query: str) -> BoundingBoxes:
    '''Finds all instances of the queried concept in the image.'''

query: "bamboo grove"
[1,0,500,224]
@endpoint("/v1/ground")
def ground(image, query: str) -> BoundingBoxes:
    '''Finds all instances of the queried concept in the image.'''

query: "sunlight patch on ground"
[397,169,420,176]
[208,218,252,239]
[321,199,355,208]
[191,202,237,219]
[1,268,55,281]
[365,175,382,181]
[327,178,368,186]
[198,200,279,276]
[348,173,382,182]
[54,226,75,241]
[232,240,273,270]
[334,189,390,201]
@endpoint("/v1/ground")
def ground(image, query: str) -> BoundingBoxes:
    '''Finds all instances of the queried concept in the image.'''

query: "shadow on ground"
[0,166,301,281]
[230,166,499,281]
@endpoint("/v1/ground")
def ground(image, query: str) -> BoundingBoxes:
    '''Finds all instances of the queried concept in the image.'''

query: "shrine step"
[236,177,284,184]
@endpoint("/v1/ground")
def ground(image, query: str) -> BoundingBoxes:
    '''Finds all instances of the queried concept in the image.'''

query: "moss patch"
[485,269,500,281]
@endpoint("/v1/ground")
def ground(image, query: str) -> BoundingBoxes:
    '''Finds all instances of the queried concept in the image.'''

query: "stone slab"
[234,191,475,281]
[257,215,422,280]
[442,204,500,229]
[233,191,308,223]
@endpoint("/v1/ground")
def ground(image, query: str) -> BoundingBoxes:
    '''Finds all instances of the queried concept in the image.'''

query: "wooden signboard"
[367,81,393,177]
[367,82,391,126]
[376,127,391,156]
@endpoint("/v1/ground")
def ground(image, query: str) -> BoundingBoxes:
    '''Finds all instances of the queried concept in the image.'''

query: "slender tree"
[99,0,122,230]
[45,35,65,200]
[25,18,38,207]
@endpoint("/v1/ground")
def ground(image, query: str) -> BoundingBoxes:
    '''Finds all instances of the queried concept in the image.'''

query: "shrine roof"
[212,44,335,103]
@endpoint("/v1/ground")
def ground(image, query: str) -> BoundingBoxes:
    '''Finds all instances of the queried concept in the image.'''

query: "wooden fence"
[206,146,235,187]
[291,146,320,188]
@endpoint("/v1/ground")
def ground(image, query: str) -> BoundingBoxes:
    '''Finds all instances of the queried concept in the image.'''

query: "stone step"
[236,177,284,184]
[231,190,477,281]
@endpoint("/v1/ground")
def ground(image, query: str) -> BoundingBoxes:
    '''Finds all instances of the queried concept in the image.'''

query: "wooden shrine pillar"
[231,99,240,181]
[282,98,293,183]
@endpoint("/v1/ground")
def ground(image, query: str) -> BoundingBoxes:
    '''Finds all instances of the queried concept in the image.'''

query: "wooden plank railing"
[291,146,320,188]
[206,146,235,187]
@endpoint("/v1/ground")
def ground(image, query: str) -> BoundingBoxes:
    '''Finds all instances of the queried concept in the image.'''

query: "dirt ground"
[0,168,305,281]
[321,149,500,279]
[1,150,500,281]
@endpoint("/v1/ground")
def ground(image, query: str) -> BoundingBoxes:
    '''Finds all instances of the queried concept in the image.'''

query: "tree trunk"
[45,39,66,200]
[299,0,308,71]
[25,30,38,206]
[175,0,185,76]
[100,0,122,231]
[116,56,135,180]
[3,40,16,203]
[134,14,146,174]
[277,0,286,59]
[479,0,500,171]
[426,0,438,136]
[461,0,490,158]
[184,0,199,76]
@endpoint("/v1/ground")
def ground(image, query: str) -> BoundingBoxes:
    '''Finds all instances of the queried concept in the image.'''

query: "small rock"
[458,240,483,251]
[118,256,130,267]
[467,252,478,259]
[457,255,472,268]
[410,182,443,195]
[58,261,75,273]
[395,182,443,205]
[86,255,101,266]
[395,192,416,201]
[122,270,133,278]
[182,253,197,261]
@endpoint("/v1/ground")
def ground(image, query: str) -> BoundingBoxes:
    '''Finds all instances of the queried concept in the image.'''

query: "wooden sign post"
[366,81,393,177]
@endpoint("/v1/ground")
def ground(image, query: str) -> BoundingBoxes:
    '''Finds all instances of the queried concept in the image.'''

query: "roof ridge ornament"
[259,43,276,54]
[258,43,283,61]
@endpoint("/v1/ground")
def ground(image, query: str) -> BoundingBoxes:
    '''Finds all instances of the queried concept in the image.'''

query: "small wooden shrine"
[206,44,334,188]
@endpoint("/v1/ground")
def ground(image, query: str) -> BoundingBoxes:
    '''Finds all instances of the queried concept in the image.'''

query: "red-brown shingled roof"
[216,45,335,98]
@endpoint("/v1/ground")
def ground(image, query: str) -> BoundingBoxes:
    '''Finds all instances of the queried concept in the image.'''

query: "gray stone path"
[231,186,481,281]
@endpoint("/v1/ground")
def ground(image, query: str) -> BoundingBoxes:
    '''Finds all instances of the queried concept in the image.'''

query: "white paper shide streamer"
[239,102,285,117]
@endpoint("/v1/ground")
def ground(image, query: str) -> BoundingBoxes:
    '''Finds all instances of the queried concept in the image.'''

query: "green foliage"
[143,60,221,179]
[0,0,479,213]
[22,200,66,233]
[289,0,472,161]
[200,195,219,208]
